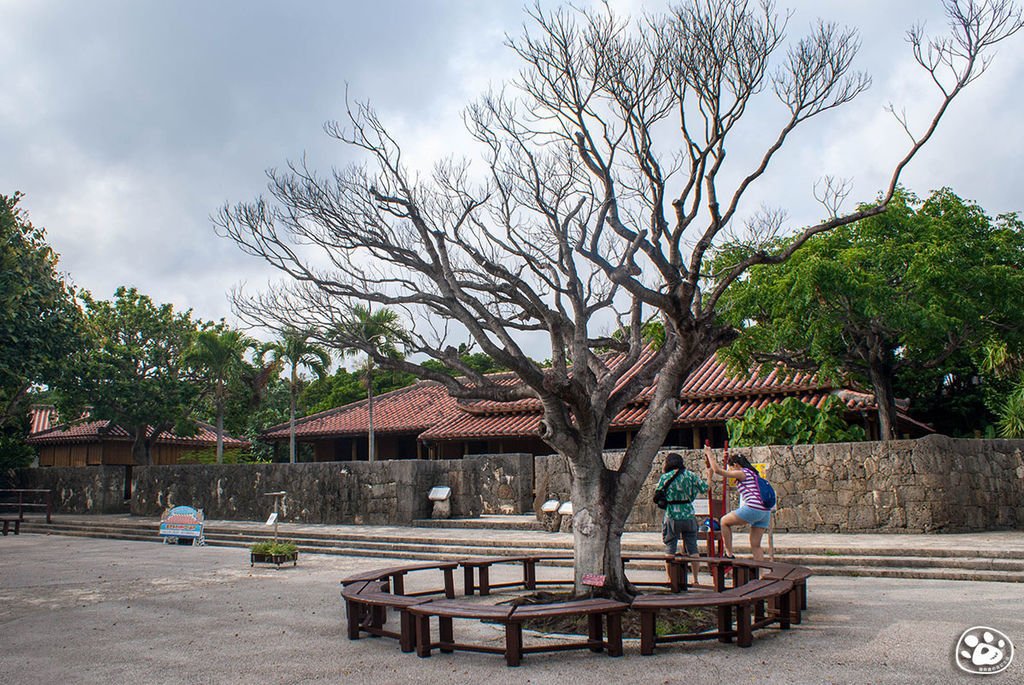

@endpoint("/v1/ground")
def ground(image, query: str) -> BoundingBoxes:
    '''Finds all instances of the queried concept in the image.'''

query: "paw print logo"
[955,626,1014,675]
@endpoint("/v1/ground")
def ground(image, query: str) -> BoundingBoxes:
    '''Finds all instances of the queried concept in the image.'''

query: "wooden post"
[505,622,523,667]
[438,616,453,653]
[640,610,657,655]
[588,613,603,652]
[607,612,623,657]
[415,615,431,658]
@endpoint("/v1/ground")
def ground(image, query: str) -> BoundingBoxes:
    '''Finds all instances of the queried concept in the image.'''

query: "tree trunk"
[131,426,152,466]
[568,450,633,599]
[869,361,898,440]
[289,365,297,464]
[215,405,225,464]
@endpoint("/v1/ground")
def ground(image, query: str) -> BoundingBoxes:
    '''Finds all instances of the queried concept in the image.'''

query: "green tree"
[262,328,331,463]
[332,306,409,462]
[55,287,206,465]
[0,193,84,466]
[727,396,866,447]
[978,340,1024,437]
[187,326,257,463]
[717,189,1024,439]
[420,350,508,378]
[302,367,417,414]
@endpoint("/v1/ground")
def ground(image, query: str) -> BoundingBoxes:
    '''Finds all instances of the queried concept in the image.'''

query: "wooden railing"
[0,489,53,523]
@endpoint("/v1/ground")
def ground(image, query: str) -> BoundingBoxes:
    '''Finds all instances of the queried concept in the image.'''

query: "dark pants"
[662,516,698,555]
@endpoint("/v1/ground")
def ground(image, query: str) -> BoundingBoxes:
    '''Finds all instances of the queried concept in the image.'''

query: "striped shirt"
[735,467,768,510]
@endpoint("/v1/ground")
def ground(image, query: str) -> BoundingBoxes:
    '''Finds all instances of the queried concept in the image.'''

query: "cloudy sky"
[2,0,1022,337]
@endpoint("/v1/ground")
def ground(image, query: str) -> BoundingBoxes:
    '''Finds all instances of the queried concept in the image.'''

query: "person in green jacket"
[655,452,710,585]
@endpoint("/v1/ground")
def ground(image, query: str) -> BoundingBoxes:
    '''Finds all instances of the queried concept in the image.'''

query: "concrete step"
[32,518,1024,559]
[18,520,1024,582]
[412,517,545,531]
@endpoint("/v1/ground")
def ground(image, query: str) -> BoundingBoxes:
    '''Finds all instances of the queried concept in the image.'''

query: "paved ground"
[1,534,1022,684]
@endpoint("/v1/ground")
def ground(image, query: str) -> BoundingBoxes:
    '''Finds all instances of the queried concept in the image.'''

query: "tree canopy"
[0,194,84,424]
[0,193,85,467]
[716,188,1024,438]
[261,327,331,463]
[219,1,1022,596]
[54,287,208,465]
[187,326,257,463]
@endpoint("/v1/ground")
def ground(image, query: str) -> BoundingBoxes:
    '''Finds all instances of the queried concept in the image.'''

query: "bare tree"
[218,1,1021,597]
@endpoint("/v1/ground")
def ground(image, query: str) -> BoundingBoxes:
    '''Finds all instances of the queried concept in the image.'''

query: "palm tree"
[262,328,331,463]
[335,306,408,462]
[187,327,256,463]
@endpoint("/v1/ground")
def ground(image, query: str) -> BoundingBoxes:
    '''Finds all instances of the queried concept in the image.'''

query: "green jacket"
[655,468,709,521]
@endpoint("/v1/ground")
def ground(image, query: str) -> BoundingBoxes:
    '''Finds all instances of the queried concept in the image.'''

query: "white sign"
[557,501,573,516]
[541,499,561,513]
[428,486,451,501]
[265,512,278,526]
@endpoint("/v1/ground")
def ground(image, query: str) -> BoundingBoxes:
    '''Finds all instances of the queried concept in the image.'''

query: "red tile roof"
[25,416,249,448]
[259,353,929,444]
[261,381,460,440]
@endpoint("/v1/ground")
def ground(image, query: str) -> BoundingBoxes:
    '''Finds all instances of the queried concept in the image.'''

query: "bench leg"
[444,568,455,599]
[779,591,791,630]
[640,610,657,655]
[754,596,765,623]
[789,587,802,625]
[399,610,416,652]
[438,616,454,653]
[392,574,405,596]
[799,580,807,610]
[370,605,386,632]
[505,622,522,667]
[479,566,490,596]
[588,613,604,652]
[345,600,363,640]
[2,520,7,536]
[607,612,623,657]
[415,615,432,658]
[717,605,733,643]
[464,566,475,595]
[524,560,536,590]
[737,605,753,647]
[714,564,726,592]
[668,562,681,593]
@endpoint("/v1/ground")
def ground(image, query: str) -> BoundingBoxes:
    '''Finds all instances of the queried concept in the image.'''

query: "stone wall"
[536,436,1024,533]
[127,453,533,525]
[759,435,1024,532]
[12,437,1024,532]
[10,465,129,514]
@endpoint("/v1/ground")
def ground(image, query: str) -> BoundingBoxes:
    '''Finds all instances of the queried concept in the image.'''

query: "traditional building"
[26,406,249,467]
[261,354,931,461]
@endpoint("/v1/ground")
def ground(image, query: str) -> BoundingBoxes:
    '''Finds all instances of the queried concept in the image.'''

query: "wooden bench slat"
[409,601,515,620]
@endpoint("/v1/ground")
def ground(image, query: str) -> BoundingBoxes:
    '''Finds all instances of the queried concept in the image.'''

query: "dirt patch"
[502,591,716,638]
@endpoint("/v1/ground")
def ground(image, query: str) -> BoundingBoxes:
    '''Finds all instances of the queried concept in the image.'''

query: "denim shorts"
[662,516,699,555]
[735,504,771,529]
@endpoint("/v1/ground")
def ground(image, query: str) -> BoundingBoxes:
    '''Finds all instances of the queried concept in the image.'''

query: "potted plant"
[250,540,299,567]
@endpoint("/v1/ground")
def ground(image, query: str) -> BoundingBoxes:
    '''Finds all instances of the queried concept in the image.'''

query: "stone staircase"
[16,516,1024,583]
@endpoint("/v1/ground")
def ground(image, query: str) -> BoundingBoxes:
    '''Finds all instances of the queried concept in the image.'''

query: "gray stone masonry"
[12,437,1024,532]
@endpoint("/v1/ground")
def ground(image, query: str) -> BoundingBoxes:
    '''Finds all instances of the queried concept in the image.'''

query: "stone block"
[846,506,877,530]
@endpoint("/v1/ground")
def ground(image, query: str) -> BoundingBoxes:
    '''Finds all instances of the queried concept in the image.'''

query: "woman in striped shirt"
[705,445,770,561]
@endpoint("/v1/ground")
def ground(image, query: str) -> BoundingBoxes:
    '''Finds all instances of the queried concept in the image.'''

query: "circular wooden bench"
[339,554,812,666]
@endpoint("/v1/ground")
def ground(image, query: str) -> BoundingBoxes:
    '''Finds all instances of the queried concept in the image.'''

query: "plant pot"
[250,551,299,567]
